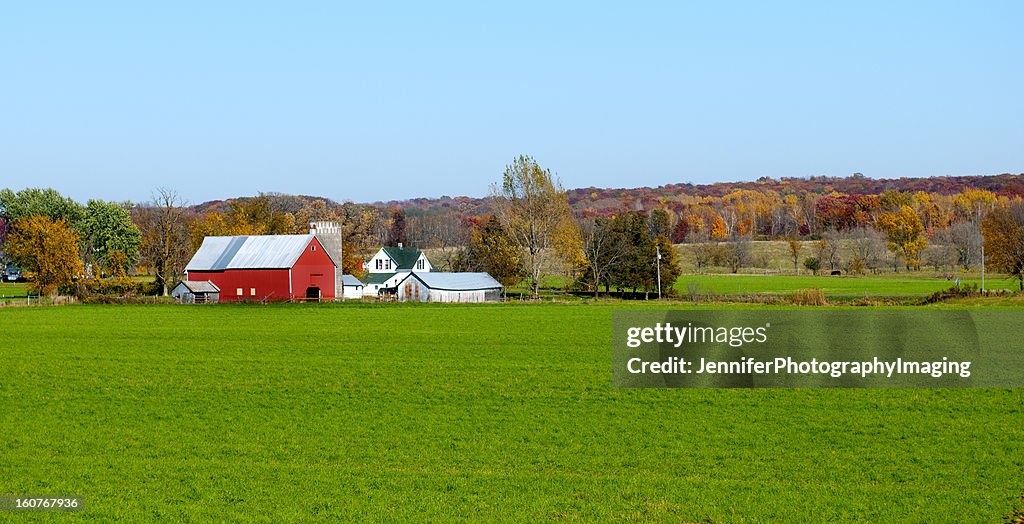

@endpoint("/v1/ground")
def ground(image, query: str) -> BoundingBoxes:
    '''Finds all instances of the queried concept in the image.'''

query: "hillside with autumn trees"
[3,171,1024,297]
[177,171,1024,291]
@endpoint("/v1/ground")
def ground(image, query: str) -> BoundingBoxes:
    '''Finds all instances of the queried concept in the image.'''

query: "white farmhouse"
[362,245,433,297]
[365,244,432,273]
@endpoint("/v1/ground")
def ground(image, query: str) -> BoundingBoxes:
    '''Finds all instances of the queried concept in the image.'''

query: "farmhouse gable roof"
[381,246,426,270]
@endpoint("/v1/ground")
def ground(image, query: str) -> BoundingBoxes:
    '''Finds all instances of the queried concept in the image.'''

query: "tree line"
[3,165,1024,297]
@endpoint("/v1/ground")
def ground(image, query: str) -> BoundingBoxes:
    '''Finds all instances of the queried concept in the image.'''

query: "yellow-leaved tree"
[711,215,728,240]
[6,215,84,295]
[876,205,927,270]
[491,155,581,298]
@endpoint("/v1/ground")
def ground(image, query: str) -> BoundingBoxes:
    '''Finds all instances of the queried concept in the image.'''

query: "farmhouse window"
[417,259,424,270]
[236,288,243,296]
[311,245,316,251]
[376,259,382,270]
[250,288,256,296]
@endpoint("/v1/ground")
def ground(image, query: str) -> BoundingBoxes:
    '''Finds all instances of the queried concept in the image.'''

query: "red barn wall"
[186,269,290,302]
[291,236,336,300]
[185,236,336,302]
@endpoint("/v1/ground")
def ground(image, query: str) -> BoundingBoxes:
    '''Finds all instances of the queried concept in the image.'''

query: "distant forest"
[185,172,1024,277]
[363,172,1024,218]
[190,172,1024,247]
[4,172,1024,296]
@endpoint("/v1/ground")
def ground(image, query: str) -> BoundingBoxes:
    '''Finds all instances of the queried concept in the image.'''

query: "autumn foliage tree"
[982,202,1024,290]
[491,155,581,298]
[385,207,407,246]
[5,215,83,295]
[455,215,524,288]
[876,205,927,269]
[710,215,727,240]
[787,238,802,272]
[189,195,296,250]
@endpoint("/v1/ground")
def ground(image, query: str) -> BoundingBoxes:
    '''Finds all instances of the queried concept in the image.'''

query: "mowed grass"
[676,273,1019,296]
[1,303,1023,522]
[0,281,30,301]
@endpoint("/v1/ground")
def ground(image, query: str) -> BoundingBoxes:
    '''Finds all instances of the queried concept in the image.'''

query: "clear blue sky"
[2,2,1021,205]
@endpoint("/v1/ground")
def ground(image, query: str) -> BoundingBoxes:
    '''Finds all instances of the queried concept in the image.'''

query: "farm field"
[1,303,1023,522]
[674,273,1018,296]
[490,240,1019,297]
[0,282,30,301]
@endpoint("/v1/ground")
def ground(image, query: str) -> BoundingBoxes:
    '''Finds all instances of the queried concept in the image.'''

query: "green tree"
[610,213,656,297]
[6,215,83,295]
[83,199,142,276]
[654,235,681,297]
[0,188,85,227]
[648,209,672,239]
[803,256,821,275]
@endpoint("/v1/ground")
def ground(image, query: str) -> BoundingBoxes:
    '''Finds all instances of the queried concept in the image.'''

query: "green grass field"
[2,302,1022,522]
[675,273,1019,296]
[0,282,30,301]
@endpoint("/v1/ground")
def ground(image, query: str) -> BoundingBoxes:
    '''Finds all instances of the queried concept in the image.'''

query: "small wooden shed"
[171,280,221,304]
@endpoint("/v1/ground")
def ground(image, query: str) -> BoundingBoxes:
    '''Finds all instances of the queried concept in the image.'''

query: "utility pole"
[656,244,662,299]
[977,206,985,292]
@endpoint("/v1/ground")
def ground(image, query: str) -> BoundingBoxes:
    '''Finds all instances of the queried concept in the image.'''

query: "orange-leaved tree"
[6,215,83,295]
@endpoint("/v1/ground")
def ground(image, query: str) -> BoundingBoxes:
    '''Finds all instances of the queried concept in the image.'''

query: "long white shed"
[394,272,502,303]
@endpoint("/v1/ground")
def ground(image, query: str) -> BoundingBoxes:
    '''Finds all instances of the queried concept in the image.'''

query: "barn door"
[305,287,321,301]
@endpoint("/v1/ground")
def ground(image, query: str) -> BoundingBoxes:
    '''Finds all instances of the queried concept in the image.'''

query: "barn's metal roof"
[176,280,220,293]
[402,272,502,291]
[342,274,364,287]
[185,234,318,271]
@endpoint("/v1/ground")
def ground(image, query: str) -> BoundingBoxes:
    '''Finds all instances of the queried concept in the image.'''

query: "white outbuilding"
[341,274,365,300]
[394,272,502,303]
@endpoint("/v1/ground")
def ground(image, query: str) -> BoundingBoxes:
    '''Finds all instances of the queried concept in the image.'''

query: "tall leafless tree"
[135,188,193,295]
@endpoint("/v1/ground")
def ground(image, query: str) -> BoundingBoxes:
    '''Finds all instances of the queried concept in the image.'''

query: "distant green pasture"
[675,274,1017,296]
[0,281,31,301]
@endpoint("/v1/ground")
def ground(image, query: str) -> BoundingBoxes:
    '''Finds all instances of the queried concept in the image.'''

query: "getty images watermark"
[613,311,1024,388]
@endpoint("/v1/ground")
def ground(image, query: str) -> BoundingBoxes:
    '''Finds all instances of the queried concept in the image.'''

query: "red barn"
[184,234,337,302]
